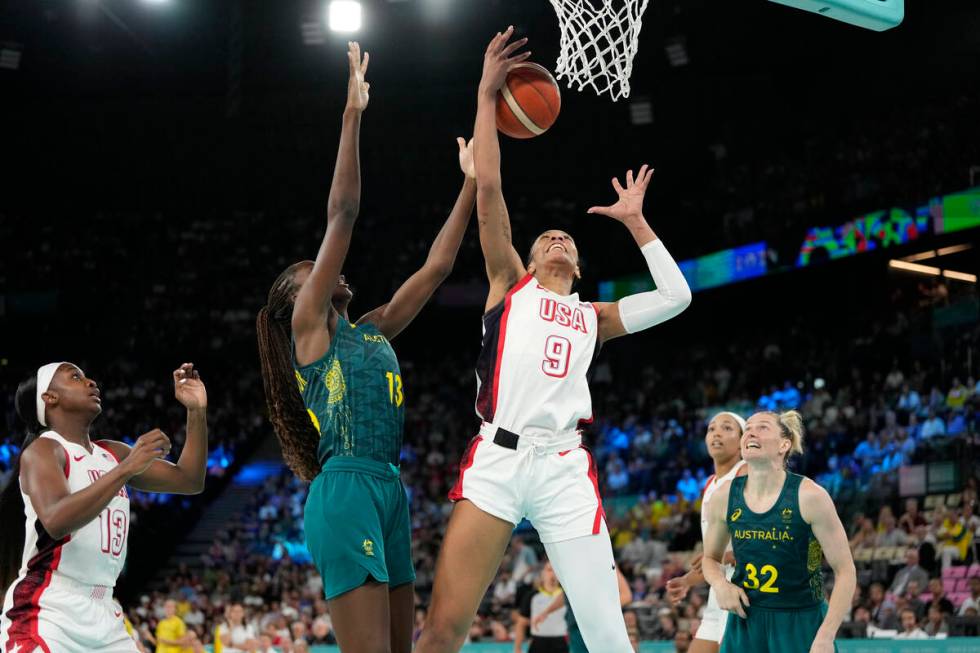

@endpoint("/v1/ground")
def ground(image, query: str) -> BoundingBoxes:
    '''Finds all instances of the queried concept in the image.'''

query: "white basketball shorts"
[448,423,605,543]
[0,574,138,653]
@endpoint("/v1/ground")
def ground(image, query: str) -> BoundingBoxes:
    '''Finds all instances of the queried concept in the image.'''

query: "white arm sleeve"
[617,238,692,333]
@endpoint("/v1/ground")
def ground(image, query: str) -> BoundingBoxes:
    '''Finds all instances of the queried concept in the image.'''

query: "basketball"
[496,62,562,139]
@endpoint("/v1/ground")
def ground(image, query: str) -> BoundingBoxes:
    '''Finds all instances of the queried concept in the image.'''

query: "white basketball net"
[549,0,651,101]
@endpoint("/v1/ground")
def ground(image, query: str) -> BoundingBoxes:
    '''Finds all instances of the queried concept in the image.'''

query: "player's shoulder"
[22,434,62,461]
[798,476,834,521]
[797,475,829,500]
[707,479,733,515]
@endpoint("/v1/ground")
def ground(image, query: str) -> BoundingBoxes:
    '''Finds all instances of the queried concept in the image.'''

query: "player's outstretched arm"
[99,364,209,494]
[801,479,856,653]
[358,138,477,339]
[19,431,170,539]
[474,26,530,311]
[702,483,750,618]
[293,41,370,364]
[589,166,691,343]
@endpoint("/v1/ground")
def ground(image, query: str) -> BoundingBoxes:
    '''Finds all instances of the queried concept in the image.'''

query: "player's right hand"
[665,575,691,606]
[479,26,530,95]
[124,429,171,476]
[715,581,750,618]
[346,41,370,112]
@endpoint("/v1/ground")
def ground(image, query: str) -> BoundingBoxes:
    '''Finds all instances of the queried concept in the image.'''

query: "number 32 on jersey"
[743,562,780,593]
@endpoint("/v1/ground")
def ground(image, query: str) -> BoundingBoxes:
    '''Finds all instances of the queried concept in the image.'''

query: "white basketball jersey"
[8,432,130,593]
[700,460,746,555]
[475,274,600,438]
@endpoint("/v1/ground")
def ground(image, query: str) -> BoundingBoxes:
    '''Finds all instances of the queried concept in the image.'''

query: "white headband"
[36,362,68,427]
[712,411,747,433]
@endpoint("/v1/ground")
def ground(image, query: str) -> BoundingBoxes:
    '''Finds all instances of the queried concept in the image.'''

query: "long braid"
[256,264,321,482]
[0,377,43,593]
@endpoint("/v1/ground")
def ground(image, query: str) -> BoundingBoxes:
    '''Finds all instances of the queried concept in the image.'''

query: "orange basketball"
[496,63,562,139]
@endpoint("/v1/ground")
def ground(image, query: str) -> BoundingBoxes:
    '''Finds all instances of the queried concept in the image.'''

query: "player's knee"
[419,613,470,651]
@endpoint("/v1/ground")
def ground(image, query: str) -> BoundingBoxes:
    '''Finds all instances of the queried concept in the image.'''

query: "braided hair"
[256,263,321,482]
[0,376,44,592]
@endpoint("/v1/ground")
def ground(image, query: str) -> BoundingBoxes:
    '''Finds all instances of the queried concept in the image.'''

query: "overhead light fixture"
[629,98,653,126]
[0,42,22,71]
[329,1,362,33]
[890,259,976,283]
[942,270,977,283]
[664,36,689,67]
[301,20,328,45]
[936,243,973,257]
[901,243,973,262]
[889,260,940,276]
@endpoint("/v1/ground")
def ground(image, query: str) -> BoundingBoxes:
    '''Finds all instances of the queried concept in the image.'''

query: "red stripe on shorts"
[581,445,605,535]
[448,436,483,501]
[5,522,66,653]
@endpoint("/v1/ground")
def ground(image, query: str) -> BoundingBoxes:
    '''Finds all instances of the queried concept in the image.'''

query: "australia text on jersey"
[733,527,794,542]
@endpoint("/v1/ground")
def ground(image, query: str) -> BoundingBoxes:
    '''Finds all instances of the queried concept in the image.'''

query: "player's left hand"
[457,137,476,180]
[587,164,655,224]
[174,363,207,410]
[665,575,691,605]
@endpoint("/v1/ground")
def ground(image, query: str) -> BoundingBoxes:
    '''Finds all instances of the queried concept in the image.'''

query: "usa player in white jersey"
[666,412,747,653]
[416,27,692,653]
[0,362,208,653]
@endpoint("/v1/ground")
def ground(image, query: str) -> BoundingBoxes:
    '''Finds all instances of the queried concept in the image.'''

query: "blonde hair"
[763,410,805,461]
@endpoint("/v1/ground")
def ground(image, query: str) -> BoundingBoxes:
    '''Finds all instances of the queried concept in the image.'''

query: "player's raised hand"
[174,363,207,410]
[123,429,172,476]
[457,137,476,179]
[587,164,655,224]
[346,40,370,112]
[715,580,750,619]
[479,26,531,95]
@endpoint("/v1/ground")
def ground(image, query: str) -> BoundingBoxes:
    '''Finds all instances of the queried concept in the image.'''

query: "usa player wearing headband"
[416,28,692,653]
[666,412,748,653]
[0,362,208,653]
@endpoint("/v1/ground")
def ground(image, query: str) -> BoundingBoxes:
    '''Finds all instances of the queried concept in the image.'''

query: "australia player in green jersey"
[255,42,476,653]
[702,411,856,653]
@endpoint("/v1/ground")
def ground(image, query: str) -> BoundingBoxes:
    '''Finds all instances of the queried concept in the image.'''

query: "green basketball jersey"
[726,473,824,609]
[293,315,405,467]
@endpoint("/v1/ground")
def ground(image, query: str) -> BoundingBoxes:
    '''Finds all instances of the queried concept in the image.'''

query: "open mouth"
[547,243,567,254]
[745,441,762,450]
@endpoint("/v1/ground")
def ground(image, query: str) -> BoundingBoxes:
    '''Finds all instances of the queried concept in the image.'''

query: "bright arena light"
[329,1,362,33]
[141,0,172,5]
